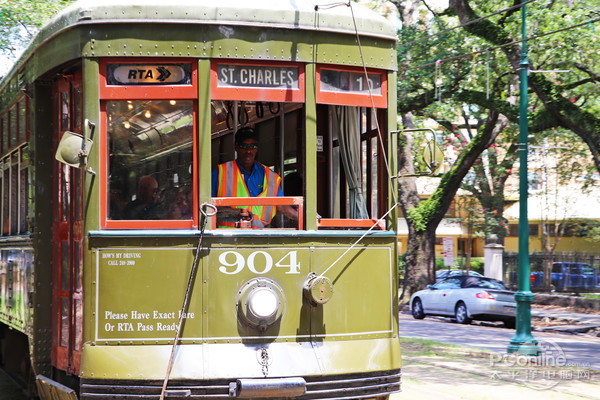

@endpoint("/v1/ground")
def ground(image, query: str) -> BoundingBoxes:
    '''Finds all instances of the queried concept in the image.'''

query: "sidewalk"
[392,338,599,400]
[395,356,599,399]
[394,306,600,399]
[531,306,600,335]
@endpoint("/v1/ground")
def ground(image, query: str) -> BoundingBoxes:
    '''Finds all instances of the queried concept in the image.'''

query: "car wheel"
[412,298,425,319]
[454,302,472,324]
[503,318,516,329]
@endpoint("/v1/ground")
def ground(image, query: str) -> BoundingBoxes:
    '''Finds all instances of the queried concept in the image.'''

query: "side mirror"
[426,284,435,290]
[55,119,95,174]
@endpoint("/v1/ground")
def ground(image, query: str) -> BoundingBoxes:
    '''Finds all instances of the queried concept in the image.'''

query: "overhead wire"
[403,16,600,71]
[398,0,539,48]
[348,1,399,205]
[311,1,401,284]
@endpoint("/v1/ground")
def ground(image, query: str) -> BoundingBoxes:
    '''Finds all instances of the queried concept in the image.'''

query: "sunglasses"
[237,143,258,150]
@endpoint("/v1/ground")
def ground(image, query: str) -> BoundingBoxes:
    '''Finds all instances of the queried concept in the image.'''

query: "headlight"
[248,288,279,319]
[237,278,285,331]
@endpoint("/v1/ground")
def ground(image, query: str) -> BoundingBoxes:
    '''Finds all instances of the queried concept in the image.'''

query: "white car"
[410,276,516,328]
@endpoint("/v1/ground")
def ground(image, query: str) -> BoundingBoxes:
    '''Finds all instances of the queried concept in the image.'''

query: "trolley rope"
[348,1,398,205]
[317,203,399,280]
[159,203,217,400]
[313,3,401,283]
[315,2,398,205]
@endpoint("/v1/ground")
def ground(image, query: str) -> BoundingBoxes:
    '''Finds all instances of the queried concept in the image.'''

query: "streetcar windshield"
[210,101,304,229]
[209,62,390,231]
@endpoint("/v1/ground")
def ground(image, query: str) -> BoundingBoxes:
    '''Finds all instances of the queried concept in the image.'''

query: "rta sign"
[107,64,191,85]
[126,66,171,81]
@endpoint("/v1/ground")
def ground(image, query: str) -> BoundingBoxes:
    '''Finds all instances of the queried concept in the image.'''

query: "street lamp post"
[507,2,540,356]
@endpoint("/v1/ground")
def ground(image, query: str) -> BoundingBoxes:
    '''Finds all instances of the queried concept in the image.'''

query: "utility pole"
[507,2,541,356]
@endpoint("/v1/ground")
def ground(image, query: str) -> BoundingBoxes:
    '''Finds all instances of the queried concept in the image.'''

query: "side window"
[434,278,461,289]
[99,60,198,229]
[106,100,194,222]
[0,116,4,154]
[0,96,30,236]
[552,263,562,273]
[316,105,387,222]
[315,66,389,229]
[9,106,17,148]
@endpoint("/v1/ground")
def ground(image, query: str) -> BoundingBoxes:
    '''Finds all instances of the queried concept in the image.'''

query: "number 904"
[218,250,301,275]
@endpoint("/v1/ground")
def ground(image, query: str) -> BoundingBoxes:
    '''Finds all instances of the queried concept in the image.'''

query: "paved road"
[400,311,600,370]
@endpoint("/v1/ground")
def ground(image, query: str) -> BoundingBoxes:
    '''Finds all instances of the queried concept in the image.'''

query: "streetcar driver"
[212,127,298,228]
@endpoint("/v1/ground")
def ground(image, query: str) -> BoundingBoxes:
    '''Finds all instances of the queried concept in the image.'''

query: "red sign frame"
[99,58,199,229]
[210,60,305,102]
[99,58,197,100]
[316,65,387,108]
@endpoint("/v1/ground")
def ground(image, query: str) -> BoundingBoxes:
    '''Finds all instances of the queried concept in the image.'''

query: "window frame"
[210,60,305,102]
[99,58,199,230]
[316,64,388,109]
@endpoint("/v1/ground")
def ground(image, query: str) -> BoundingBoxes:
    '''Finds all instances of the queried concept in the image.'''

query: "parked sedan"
[410,276,516,328]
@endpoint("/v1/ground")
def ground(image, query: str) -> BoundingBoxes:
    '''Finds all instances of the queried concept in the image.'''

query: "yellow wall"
[504,235,597,253]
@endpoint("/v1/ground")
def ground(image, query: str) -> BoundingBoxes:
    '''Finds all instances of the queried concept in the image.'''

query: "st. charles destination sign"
[217,64,299,89]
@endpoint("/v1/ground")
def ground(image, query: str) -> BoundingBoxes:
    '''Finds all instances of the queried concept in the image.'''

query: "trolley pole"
[507,2,540,356]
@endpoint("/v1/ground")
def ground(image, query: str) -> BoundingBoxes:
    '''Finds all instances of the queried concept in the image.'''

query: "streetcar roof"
[47,0,397,40]
[1,0,397,92]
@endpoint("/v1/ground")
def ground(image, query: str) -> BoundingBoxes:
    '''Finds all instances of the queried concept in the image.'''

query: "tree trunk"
[403,224,436,296]
[543,259,553,291]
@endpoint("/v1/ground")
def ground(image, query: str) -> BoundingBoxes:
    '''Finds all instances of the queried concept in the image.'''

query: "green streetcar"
[0,1,401,399]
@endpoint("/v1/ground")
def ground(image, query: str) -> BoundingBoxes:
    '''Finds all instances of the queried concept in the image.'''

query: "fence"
[504,252,600,292]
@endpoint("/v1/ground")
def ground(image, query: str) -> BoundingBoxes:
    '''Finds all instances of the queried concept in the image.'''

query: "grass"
[580,293,600,299]
[400,337,489,360]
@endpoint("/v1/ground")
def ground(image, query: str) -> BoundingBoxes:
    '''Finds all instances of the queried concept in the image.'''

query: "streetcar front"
[28,1,401,399]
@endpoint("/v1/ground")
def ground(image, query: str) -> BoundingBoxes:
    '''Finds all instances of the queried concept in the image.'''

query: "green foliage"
[407,199,442,231]
[397,0,599,133]
[581,293,600,299]
[584,225,600,243]
[436,257,484,273]
[470,258,484,272]
[0,0,74,53]
[398,253,406,282]
[397,0,599,241]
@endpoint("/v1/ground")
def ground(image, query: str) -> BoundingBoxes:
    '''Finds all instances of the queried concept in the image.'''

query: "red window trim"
[316,64,387,109]
[210,60,305,102]
[99,102,199,230]
[99,58,198,230]
[99,58,198,100]
[211,196,304,230]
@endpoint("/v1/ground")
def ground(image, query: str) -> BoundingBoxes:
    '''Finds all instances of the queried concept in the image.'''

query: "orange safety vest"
[216,161,281,228]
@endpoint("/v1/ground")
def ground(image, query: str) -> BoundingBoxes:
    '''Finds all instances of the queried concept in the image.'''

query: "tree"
[448,0,600,170]
[0,0,74,74]
[440,110,516,244]
[390,0,599,297]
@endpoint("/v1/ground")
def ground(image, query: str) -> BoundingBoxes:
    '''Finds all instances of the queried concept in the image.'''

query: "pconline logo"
[489,338,590,390]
